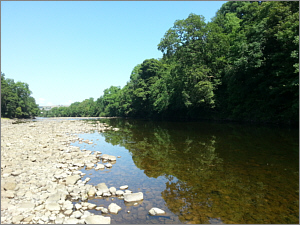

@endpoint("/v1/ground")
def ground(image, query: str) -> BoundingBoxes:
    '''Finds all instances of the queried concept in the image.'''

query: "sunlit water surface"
[69,118,298,224]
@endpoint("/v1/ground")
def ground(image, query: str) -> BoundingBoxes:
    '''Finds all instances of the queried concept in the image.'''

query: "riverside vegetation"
[39,1,299,125]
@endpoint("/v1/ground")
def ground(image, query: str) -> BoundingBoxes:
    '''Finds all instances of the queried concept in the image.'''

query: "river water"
[69,118,298,224]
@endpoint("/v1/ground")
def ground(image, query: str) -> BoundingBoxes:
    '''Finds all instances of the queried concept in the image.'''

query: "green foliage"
[1,73,40,118]
[42,2,298,125]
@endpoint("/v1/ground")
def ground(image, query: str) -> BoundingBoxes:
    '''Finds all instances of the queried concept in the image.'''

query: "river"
[69,118,298,224]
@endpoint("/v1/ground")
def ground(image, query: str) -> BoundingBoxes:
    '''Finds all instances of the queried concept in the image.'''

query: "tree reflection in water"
[93,118,298,224]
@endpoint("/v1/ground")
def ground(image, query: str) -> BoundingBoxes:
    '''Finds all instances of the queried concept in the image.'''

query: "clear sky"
[1,1,227,106]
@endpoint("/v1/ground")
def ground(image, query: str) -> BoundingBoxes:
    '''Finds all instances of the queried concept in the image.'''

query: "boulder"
[123,192,143,202]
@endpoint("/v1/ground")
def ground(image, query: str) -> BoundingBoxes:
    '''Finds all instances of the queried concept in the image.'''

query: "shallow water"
[71,118,299,224]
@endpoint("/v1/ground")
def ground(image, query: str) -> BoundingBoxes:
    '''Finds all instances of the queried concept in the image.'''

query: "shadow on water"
[80,118,298,224]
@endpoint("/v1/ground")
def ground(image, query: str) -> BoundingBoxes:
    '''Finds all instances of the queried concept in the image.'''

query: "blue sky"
[1,1,227,106]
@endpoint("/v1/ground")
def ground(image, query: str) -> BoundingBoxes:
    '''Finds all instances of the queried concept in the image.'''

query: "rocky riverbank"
[1,118,160,224]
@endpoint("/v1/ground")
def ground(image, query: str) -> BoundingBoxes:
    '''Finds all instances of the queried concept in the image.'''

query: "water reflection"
[88,118,298,224]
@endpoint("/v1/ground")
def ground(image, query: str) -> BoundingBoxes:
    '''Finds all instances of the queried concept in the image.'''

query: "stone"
[84,215,111,224]
[105,163,112,168]
[55,217,64,224]
[101,208,109,214]
[149,207,166,216]
[96,183,109,193]
[2,182,17,190]
[109,187,117,195]
[72,211,83,219]
[103,192,111,197]
[87,203,97,210]
[88,187,96,197]
[124,192,144,202]
[18,201,35,211]
[65,175,81,185]
[101,154,109,160]
[12,215,24,224]
[75,203,82,210]
[64,218,79,224]
[107,155,116,161]
[120,185,128,190]
[45,203,61,211]
[85,163,95,169]
[108,203,122,214]
[95,164,105,170]
[116,190,124,196]
[64,209,73,216]
[96,190,103,196]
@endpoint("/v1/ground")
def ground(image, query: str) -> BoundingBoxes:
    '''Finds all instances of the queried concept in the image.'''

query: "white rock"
[64,209,73,216]
[120,185,128,190]
[75,203,82,210]
[103,192,111,197]
[87,203,97,210]
[96,183,109,193]
[85,163,94,169]
[64,218,79,224]
[65,175,80,185]
[105,163,112,168]
[96,190,103,196]
[72,211,82,219]
[109,187,116,195]
[95,164,105,170]
[101,208,109,214]
[123,192,143,202]
[45,203,61,211]
[107,155,116,161]
[84,215,111,224]
[88,187,96,197]
[116,190,124,196]
[108,203,122,214]
[149,207,166,215]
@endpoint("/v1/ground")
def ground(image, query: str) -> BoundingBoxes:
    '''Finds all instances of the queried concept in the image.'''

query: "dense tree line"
[1,73,40,118]
[44,1,299,124]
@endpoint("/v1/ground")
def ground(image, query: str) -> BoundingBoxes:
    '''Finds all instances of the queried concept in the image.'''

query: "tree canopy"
[43,1,299,125]
[1,73,40,118]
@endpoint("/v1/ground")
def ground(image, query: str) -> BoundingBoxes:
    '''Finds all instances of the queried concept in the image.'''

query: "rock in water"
[149,207,166,215]
[108,203,122,214]
[96,183,109,193]
[123,192,143,202]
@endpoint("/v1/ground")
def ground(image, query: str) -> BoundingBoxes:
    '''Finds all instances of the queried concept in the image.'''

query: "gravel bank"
[1,118,143,224]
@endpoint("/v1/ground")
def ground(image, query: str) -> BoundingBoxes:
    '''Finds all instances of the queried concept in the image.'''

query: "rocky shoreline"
[1,118,164,224]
